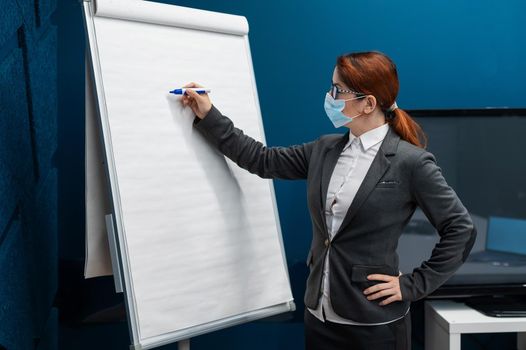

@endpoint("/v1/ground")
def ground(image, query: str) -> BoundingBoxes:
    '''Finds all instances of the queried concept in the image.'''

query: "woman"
[181,51,477,350]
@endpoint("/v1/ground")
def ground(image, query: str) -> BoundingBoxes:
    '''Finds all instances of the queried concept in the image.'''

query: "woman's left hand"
[363,272,403,306]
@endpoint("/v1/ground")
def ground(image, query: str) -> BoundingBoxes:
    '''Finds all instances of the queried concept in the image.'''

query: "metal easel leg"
[178,339,190,350]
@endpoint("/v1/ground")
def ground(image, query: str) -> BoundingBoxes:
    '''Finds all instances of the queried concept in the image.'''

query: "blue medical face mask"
[324,93,366,128]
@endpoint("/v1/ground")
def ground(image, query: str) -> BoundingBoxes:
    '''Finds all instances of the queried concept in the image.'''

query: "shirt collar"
[343,122,390,152]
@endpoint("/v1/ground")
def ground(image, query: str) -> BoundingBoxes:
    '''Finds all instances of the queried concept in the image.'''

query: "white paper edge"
[93,0,249,36]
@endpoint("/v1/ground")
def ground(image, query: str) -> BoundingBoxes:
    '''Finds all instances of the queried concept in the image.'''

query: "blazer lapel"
[319,131,349,235]
[334,125,400,236]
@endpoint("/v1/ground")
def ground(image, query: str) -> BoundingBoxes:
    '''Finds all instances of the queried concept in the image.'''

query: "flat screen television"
[396,109,526,313]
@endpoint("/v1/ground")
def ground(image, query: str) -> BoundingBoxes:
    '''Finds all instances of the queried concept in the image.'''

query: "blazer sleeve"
[398,150,477,302]
[192,104,316,180]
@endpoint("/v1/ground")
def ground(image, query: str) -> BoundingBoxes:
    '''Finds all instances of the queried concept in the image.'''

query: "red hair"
[336,51,427,148]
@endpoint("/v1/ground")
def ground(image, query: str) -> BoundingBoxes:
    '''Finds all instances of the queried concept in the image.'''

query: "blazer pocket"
[375,180,400,188]
[350,264,398,295]
[351,264,395,282]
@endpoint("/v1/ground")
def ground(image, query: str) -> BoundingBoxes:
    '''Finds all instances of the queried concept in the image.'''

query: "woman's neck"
[348,111,387,137]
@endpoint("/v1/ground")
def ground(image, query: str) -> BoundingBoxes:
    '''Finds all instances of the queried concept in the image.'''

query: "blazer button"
[324,239,329,247]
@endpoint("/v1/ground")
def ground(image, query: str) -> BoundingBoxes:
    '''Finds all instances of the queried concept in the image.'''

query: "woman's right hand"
[181,82,212,120]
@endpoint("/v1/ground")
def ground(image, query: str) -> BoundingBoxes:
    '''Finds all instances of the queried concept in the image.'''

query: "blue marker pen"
[169,88,211,95]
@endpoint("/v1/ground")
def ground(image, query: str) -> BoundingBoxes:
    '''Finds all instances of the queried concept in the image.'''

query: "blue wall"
[0,0,58,348]
[2,0,523,349]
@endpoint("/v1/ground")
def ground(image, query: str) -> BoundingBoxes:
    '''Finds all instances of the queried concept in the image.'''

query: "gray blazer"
[193,105,477,323]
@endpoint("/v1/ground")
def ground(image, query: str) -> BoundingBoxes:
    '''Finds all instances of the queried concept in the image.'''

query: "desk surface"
[426,300,526,333]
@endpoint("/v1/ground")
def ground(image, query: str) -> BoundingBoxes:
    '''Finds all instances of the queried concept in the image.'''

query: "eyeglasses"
[329,83,365,100]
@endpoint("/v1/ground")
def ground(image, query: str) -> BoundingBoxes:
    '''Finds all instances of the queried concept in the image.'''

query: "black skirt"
[304,308,411,350]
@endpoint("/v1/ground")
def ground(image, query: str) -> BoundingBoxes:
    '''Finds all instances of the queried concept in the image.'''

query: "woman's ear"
[363,95,377,114]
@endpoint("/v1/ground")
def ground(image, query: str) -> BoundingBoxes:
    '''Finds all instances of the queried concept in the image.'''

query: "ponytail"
[388,109,427,148]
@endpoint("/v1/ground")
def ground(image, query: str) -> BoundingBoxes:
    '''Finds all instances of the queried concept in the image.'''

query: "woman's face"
[331,67,366,119]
